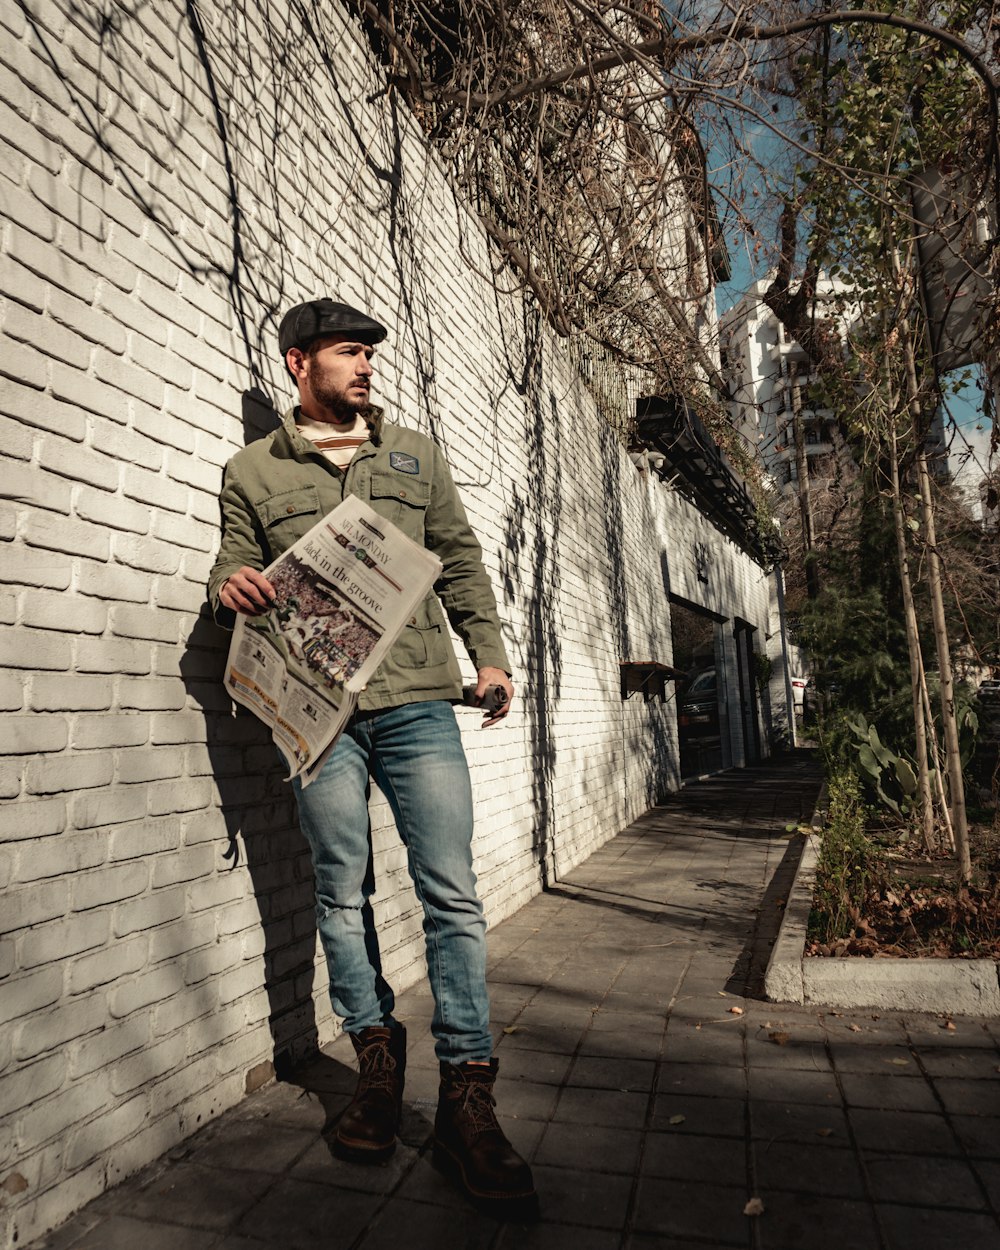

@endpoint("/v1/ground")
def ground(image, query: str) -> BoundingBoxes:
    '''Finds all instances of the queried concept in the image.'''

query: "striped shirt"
[296,413,370,472]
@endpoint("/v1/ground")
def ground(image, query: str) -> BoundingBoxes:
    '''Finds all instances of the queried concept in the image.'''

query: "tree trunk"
[790,365,819,597]
[888,425,935,850]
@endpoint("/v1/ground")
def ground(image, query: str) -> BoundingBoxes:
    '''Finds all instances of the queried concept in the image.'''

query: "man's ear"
[285,347,306,381]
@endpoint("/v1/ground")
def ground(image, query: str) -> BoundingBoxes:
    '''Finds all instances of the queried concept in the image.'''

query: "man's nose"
[357,355,374,376]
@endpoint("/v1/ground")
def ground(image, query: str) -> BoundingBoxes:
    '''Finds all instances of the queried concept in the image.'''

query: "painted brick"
[0,966,63,1026]
[112,533,182,575]
[14,829,106,882]
[151,510,215,552]
[109,1032,188,1096]
[108,816,179,862]
[18,1078,112,1158]
[38,435,120,491]
[26,165,108,244]
[75,561,150,603]
[110,604,178,643]
[122,465,189,513]
[3,300,92,370]
[22,511,109,561]
[19,910,109,969]
[148,776,215,816]
[153,576,208,612]
[46,287,127,354]
[0,797,66,844]
[128,333,194,391]
[0,327,50,394]
[117,677,186,711]
[185,1000,247,1057]
[1,462,71,515]
[71,713,149,750]
[0,715,68,754]
[0,543,73,590]
[72,861,149,912]
[113,886,185,942]
[67,933,149,995]
[149,911,216,965]
[72,786,147,830]
[90,416,162,467]
[30,675,114,712]
[74,637,151,676]
[62,1093,148,1172]
[109,962,184,1019]
[0,627,72,670]
[25,750,114,796]
[22,591,107,635]
[0,413,36,462]
[0,670,26,710]
[69,1014,150,1079]
[182,935,243,987]
[93,348,164,409]
[0,1055,64,1120]
[149,845,214,891]
[75,486,151,535]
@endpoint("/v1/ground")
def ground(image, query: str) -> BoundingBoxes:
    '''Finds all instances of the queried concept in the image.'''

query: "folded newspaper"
[224,496,442,787]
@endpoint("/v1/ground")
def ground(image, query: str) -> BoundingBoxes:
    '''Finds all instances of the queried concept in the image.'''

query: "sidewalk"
[28,756,1000,1250]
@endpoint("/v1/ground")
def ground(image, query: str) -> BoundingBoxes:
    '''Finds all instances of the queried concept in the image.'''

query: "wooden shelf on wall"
[620,661,685,702]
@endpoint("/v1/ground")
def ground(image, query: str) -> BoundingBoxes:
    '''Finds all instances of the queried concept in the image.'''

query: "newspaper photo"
[224,495,442,786]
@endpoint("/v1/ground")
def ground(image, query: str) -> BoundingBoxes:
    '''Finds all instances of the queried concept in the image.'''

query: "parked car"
[790,675,807,710]
[677,668,719,738]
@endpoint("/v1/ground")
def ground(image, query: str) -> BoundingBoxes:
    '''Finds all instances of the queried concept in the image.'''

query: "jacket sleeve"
[207,460,267,630]
[424,443,512,674]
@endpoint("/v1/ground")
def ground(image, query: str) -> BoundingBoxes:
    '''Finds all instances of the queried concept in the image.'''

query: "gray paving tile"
[289,1138,420,1192]
[185,1119,315,1172]
[660,1062,744,1100]
[121,1162,268,1230]
[352,1196,500,1248]
[753,1140,866,1197]
[69,1217,218,1250]
[849,1107,963,1156]
[878,1204,1000,1250]
[551,1086,649,1130]
[917,1048,1000,1078]
[533,1122,642,1174]
[650,1092,747,1137]
[640,1130,746,1184]
[837,1072,939,1112]
[933,1076,1000,1117]
[828,1043,916,1074]
[577,1028,664,1061]
[748,1066,840,1107]
[235,1177,380,1245]
[566,1055,656,1091]
[865,1153,989,1209]
[526,1164,633,1229]
[632,1176,749,1244]
[756,1193,881,1250]
[951,1114,1000,1157]
[745,1031,831,1071]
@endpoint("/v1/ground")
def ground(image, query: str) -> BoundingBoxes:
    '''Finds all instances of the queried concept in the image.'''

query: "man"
[208,298,535,1214]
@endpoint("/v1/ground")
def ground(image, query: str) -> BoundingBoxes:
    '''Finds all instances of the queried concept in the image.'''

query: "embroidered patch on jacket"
[389,451,420,474]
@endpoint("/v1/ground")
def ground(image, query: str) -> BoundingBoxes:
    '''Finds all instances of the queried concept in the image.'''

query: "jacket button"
[286,505,295,514]
[398,490,406,498]
[409,616,417,625]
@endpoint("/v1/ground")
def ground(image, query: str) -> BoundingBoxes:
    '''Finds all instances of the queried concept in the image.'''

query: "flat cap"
[278,298,388,356]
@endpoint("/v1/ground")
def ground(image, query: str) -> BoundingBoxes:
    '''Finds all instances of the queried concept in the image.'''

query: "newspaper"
[224,495,442,787]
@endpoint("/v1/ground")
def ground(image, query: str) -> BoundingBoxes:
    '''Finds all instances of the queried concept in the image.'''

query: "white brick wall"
[0,1,774,1244]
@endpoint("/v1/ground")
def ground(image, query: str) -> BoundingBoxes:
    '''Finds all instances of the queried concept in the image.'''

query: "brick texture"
[0,1,774,1246]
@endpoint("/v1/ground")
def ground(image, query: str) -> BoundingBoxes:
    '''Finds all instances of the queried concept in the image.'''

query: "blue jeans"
[293,700,492,1063]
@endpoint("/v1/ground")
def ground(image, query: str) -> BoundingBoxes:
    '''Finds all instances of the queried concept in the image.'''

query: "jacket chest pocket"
[257,486,321,558]
[368,470,430,541]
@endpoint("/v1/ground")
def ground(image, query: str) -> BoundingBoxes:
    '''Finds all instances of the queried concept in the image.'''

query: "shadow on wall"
[498,313,564,889]
[180,612,324,1077]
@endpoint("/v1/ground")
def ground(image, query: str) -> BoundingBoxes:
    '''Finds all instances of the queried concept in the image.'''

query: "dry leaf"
[668,1114,686,1126]
[886,1058,910,1066]
[816,1128,834,1138]
[728,1006,744,1016]
[848,1024,862,1033]
[744,1197,765,1216]
[768,1032,790,1046]
[941,1018,957,1032]
[502,1026,520,1034]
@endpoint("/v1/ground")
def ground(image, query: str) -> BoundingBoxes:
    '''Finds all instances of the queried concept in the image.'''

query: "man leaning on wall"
[207,298,536,1217]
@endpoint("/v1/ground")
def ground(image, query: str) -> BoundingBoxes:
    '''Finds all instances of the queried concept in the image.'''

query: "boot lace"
[460,1079,501,1135]
[357,1037,397,1095]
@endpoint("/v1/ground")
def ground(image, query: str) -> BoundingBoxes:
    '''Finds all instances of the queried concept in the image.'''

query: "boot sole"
[432,1140,539,1221]
[331,1133,397,1165]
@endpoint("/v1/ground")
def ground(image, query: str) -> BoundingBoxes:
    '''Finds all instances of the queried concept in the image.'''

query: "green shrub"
[809,771,886,945]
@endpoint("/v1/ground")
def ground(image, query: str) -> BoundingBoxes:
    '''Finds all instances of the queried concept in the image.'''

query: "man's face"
[288,334,375,422]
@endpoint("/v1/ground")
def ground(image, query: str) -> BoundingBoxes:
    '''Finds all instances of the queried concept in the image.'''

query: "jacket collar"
[281,404,385,456]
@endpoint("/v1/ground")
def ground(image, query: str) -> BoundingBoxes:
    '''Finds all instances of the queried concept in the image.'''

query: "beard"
[309,372,372,424]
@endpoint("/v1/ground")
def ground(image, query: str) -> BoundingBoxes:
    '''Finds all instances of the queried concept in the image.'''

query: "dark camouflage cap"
[278,298,388,355]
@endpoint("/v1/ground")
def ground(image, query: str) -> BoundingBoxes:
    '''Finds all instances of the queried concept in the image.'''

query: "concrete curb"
[764,788,1000,1017]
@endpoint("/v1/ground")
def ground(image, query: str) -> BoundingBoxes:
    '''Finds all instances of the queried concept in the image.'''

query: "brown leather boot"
[433,1059,537,1217]
[333,1025,406,1163]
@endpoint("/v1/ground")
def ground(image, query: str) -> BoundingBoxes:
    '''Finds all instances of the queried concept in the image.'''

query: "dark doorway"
[670,598,726,779]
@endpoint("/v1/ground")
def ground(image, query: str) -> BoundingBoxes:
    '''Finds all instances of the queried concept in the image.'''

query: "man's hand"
[220,567,275,616]
[474,666,513,728]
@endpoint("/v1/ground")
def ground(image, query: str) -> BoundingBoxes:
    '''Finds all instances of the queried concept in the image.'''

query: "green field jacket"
[208,407,511,712]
